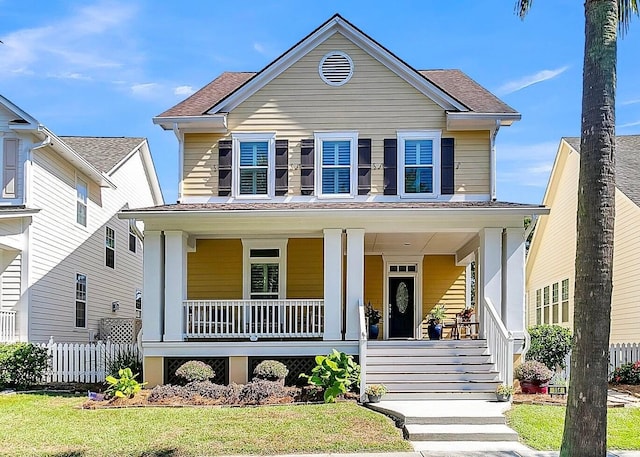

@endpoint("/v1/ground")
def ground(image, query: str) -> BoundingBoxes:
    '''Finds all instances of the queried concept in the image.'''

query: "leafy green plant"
[611,361,640,385]
[0,343,49,389]
[106,346,142,379]
[427,304,447,323]
[300,349,360,403]
[175,360,215,383]
[253,360,289,382]
[105,367,146,398]
[527,325,572,370]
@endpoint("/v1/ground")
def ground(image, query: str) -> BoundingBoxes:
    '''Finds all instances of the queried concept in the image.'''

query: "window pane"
[322,168,350,194]
[76,274,86,300]
[76,179,88,203]
[552,283,559,303]
[240,142,268,166]
[543,306,550,324]
[405,140,433,165]
[106,248,115,269]
[536,289,541,307]
[536,308,541,325]
[250,249,279,258]
[543,286,549,305]
[239,169,267,194]
[562,278,569,300]
[322,141,351,166]
[552,304,559,323]
[250,263,279,294]
[562,301,569,322]
[405,167,433,193]
[76,301,86,328]
[129,233,136,253]
[77,202,87,226]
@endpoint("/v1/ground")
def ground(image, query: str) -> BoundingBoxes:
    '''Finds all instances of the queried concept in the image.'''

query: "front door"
[388,276,415,338]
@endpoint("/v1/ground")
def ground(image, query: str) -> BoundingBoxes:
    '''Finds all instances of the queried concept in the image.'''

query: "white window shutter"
[3,138,18,198]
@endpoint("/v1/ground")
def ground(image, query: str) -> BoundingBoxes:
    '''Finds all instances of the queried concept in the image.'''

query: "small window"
[76,177,88,226]
[75,273,87,328]
[129,220,137,253]
[244,240,286,301]
[135,289,142,319]
[250,249,279,258]
[398,131,441,197]
[232,133,275,198]
[315,132,357,197]
[105,227,115,269]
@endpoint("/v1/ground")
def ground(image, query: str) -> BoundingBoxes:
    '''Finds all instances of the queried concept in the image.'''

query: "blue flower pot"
[368,324,379,340]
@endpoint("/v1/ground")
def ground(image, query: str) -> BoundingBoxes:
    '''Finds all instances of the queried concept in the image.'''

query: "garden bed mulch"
[512,384,640,407]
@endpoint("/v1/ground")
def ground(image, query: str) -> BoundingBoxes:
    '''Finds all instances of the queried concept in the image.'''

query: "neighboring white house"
[0,94,163,343]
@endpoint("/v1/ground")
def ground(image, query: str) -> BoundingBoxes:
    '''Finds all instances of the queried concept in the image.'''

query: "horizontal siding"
[1,252,21,310]
[28,145,148,343]
[0,105,28,203]
[287,238,323,299]
[422,255,466,323]
[187,239,243,299]
[526,144,577,330]
[364,255,384,335]
[182,33,490,197]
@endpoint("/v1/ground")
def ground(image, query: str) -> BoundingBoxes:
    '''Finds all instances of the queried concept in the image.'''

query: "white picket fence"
[39,338,140,383]
[561,343,640,379]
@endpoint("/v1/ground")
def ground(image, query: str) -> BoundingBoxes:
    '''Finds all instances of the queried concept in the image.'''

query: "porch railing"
[183,300,324,339]
[0,310,16,343]
[483,297,514,385]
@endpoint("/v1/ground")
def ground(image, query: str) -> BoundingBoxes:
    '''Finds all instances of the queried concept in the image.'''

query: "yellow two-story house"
[124,15,548,399]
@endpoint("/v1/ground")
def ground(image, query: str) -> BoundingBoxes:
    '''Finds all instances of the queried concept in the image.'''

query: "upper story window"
[76,177,88,226]
[314,132,357,197]
[398,131,441,198]
[105,227,115,269]
[232,133,275,198]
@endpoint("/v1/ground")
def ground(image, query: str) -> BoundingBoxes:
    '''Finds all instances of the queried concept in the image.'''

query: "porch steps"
[406,423,519,441]
[365,340,501,400]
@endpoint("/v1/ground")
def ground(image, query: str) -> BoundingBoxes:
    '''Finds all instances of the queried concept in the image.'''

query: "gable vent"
[319,51,354,86]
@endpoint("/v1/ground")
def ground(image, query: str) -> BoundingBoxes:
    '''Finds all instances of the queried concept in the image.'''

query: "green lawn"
[0,393,410,456]
[507,404,640,450]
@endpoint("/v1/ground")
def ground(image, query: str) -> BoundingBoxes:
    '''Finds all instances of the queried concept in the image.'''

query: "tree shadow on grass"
[139,449,180,457]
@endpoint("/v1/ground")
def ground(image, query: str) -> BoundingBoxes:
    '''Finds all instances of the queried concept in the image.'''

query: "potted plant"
[459,307,474,322]
[514,360,553,394]
[365,302,381,340]
[496,384,514,402]
[365,384,387,403]
[427,304,447,340]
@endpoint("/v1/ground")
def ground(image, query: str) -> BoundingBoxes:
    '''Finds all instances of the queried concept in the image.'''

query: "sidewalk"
[220,452,640,457]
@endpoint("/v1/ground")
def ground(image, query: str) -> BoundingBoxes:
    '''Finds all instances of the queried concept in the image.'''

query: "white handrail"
[0,310,16,343]
[358,299,367,403]
[483,297,514,385]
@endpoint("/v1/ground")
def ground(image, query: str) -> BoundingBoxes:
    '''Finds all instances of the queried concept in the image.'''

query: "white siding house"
[0,94,163,343]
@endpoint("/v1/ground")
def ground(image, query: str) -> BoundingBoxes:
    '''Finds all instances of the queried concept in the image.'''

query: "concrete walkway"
[220,452,640,457]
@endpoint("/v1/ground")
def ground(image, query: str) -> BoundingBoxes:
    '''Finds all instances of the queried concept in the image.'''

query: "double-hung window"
[75,273,87,328]
[105,227,115,269]
[232,133,275,198]
[76,177,88,226]
[243,240,287,300]
[398,131,441,197]
[315,132,357,197]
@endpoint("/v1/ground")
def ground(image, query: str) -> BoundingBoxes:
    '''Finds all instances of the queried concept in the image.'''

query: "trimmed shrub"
[527,325,572,371]
[106,346,142,379]
[148,384,193,402]
[253,360,289,382]
[611,361,640,385]
[186,381,240,402]
[0,343,49,389]
[239,379,291,404]
[175,360,215,383]
[514,360,554,383]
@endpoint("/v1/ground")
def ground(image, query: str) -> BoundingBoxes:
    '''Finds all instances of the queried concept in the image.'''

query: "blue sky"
[1,1,639,204]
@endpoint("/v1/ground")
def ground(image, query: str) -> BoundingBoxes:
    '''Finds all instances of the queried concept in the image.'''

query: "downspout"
[173,123,184,203]
[490,120,500,201]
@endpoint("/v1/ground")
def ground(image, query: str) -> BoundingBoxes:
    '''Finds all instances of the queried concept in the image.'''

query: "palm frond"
[515,0,534,19]
[619,0,639,36]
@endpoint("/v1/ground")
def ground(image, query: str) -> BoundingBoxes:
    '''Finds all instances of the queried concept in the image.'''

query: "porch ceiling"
[365,232,476,255]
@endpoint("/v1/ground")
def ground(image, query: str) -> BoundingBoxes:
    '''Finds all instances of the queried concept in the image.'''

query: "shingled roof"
[60,136,145,173]
[157,69,515,118]
[564,135,640,206]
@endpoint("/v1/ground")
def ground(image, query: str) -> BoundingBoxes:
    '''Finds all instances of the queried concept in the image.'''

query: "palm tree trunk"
[560,1,617,456]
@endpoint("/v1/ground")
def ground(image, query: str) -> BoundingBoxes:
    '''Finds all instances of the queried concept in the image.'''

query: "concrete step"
[367,339,487,348]
[367,355,492,365]
[366,346,489,357]
[382,391,497,400]
[405,414,506,425]
[377,380,501,392]
[366,363,496,373]
[405,423,519,441]
[367,370,500,382]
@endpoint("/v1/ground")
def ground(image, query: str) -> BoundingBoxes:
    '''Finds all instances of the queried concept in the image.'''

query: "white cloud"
[0,1,138,81]
[174,85,195,96]
[617,120,640,128]
[621,98,640,106]
[498,141,559,162]
[47,72,92,81]
[253,42,267,55]
[130,83,161,98]
[497,141,558,189]
[496,66,569,96]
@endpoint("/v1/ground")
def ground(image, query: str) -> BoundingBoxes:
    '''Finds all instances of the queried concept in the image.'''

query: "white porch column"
[345,228,364,341]
[323,229,342,341]
[163,230,187,342]
[142,231,163,342]
[503,227,526,339]
[478,228,503,322]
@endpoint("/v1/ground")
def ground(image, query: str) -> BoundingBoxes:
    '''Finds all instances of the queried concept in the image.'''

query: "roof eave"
[152,114,228,132]
[446,112,522,131]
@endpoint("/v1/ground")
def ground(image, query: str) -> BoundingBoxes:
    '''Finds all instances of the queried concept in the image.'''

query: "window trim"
[105,226,115,269]
[75,273,87,329]
[76,175,88,227]
[232,132,276,199]
[129,220,137,253]
[397,130,441,198]
[241,239,288,300]
[314,131,358,198]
